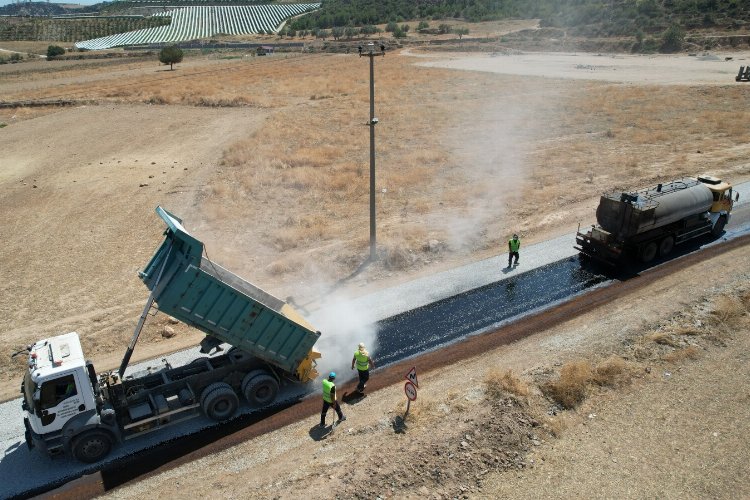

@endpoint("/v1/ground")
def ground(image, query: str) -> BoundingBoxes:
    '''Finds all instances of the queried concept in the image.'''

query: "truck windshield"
[23,371,37,412]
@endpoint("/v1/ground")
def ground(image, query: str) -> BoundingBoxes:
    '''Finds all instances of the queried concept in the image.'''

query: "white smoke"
[306,294,379,385]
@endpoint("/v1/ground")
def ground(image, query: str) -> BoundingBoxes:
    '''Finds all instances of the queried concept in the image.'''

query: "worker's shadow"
[309,423,331,441]
[341,391,367,405]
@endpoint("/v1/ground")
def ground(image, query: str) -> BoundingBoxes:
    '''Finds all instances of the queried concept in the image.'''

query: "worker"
[320,372,345,428]
[351,342,375,393]
[508,233,520,268]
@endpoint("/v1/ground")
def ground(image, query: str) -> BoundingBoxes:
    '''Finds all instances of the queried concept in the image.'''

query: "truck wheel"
[659,236,675,256]
[711,216,727,237]
[639,242,658,263]
[242,372,279,407]
[200,383,239,421]
[71,430,112,463]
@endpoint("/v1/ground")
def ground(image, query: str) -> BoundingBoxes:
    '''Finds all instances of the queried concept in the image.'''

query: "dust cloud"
[430,90,555,251]
[306,295,379,385]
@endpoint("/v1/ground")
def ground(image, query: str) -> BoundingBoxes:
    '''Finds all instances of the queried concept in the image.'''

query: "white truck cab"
[22,332,102,457]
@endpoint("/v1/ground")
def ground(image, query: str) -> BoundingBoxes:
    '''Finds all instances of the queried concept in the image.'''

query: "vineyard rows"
[75,3,319,50]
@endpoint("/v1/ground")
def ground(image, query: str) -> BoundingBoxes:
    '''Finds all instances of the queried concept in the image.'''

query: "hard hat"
[358,342,366,351]
[329,372,336,380]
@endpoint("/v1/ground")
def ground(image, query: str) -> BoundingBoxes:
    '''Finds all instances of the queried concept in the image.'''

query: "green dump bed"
[139,207,321,380]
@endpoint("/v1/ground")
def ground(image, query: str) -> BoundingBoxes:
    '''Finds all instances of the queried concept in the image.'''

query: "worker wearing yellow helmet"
[351,342,375,393]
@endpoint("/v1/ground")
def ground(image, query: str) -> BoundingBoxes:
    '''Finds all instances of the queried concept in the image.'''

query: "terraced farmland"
[75,3,319,50]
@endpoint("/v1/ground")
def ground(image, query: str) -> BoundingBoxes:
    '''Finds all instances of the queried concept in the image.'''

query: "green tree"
[385,21,398,33]
[417,20,429,30]
[392,27,406,38]
[47,45,65,58]
[159,45,183,70]
[660,24,684,53]
[455,27,469,39]
[438,23,452,34]
[331,26,344,40]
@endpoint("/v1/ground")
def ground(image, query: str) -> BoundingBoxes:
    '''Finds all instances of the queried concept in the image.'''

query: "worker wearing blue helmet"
[320,371,346,428]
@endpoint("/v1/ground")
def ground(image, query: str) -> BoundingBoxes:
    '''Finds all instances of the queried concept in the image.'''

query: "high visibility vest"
[509,239,520,252]
[322,379,335,403]
[354,351,370,371]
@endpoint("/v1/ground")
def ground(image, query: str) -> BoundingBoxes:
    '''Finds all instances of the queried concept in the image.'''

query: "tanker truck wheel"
[711,216,727,237]
[71,430,112,463]
[659,236,675,256]
[242,370,279,407]
[200,382,239,421]
[639,242,658,263]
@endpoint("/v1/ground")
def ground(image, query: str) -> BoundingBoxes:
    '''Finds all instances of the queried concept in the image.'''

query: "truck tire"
[639,242,658,263]
[71,430,112,463]
[200,383,239,421]
[711,216,727,237]
[242,371,279,407]
[659,236,675,256]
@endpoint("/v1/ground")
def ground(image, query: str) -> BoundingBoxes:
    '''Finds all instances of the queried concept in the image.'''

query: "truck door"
[36,372,86,433]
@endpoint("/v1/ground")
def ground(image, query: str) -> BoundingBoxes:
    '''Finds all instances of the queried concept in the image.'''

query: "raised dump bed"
[139,206,320,382]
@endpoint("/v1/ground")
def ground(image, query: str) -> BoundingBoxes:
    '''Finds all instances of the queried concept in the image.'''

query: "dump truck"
[18,206,321,463]
[575,175,738,265]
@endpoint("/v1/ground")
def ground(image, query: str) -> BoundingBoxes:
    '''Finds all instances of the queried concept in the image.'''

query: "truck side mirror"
[735,192,740,201]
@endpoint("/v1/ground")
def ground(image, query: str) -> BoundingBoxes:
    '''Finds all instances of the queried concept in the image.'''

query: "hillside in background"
[291,0,749,36]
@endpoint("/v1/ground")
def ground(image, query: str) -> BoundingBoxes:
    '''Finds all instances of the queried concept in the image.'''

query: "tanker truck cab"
[697,175,736,235]
[22,332,103,458]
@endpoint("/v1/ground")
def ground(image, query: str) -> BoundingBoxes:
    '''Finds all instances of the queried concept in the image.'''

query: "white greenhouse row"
[75,3,320,50]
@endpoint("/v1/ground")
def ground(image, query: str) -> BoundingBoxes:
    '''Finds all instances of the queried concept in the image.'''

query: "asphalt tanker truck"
[18,206,322,462]
[575,175,738,265]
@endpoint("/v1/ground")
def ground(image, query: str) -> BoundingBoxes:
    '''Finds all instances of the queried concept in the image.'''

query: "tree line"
[290,0,750,37]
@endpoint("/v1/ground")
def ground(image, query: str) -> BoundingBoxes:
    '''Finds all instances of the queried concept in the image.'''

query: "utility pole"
[358,41,385,261]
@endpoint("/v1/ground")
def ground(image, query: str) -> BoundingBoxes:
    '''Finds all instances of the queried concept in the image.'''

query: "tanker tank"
[596,178,713,240]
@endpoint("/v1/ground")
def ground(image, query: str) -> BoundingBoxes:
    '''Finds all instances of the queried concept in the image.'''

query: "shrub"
[9,52,23,62]
[484,369,529,399]
[47,45,65,58]
[541,360,592,409]
[385,21,398,33]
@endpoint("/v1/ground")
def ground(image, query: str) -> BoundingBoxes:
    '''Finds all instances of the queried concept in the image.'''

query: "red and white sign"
[405,366,419,388]
[404,381,418,401]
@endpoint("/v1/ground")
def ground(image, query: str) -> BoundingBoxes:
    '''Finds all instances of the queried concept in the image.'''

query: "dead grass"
[541,360,593,409]
[709,295,745,327]
[662,346,701,363]
[592,356,637,388]
[484,368,530,399]
[646,331,682,347]
[542,356,640,409]
[393,396,438,425]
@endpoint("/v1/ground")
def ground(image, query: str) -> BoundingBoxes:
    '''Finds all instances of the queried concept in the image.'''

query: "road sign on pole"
[405,366,419,388]
[404,381,417,401]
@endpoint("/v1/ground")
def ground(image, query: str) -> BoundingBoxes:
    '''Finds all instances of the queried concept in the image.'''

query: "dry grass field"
[2,20,750,497]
